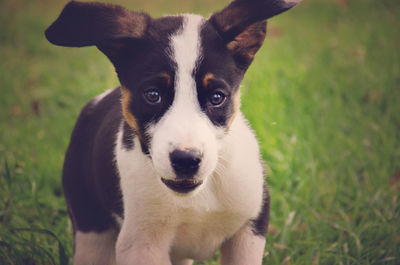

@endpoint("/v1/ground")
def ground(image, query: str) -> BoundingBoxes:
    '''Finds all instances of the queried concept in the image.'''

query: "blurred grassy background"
[0,0,399,264]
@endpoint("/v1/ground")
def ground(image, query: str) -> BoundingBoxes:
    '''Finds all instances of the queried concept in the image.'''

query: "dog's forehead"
[117,15,204,84]
[163,14,240,87]
[168,14,205,83]
[117,14,236,88]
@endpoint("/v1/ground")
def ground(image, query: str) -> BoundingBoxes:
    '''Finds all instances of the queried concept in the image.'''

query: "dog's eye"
[209,91,226,106]
[144,89,161,104]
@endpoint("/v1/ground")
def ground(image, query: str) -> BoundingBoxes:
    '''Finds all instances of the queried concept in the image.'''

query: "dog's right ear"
[45,1,150,52]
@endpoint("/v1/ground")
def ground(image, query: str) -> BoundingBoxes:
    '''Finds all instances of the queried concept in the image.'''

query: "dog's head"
[46,0,300,194]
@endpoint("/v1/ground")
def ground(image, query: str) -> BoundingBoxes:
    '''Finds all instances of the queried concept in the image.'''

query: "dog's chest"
[170,210,244,261]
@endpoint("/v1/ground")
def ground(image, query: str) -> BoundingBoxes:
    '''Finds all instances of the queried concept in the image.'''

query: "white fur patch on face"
[148,15,223,190]
[171,14,204,84]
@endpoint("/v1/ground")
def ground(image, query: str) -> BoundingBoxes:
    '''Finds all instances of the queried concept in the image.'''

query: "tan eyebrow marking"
[160,73,172,87]
[203,73,215,88]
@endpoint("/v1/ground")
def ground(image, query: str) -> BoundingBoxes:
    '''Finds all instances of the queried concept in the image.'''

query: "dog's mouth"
[161,178,203,194]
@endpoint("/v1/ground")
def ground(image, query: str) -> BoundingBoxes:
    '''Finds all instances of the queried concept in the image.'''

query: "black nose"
[170,149,202,178]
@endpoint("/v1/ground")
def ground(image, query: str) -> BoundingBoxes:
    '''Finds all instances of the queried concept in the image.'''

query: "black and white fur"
[45,0,300,264]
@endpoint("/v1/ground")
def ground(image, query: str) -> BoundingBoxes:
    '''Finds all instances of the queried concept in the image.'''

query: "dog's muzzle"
[162,149,203,193]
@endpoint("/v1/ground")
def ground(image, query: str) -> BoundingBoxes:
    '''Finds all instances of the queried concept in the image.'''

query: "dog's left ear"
[210,0,301,67]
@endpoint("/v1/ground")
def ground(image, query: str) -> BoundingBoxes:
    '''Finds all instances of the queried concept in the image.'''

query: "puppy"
[45,0,300,264]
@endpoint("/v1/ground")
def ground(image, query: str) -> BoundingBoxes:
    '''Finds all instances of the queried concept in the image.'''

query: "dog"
[45,0,300,264]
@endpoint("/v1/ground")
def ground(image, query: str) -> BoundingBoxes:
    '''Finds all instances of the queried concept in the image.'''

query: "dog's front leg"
[116,221,174,265]
[220,224,266,265]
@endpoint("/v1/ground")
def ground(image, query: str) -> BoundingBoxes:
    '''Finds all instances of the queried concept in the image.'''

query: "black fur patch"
[122,121,135,150]
[210,0,298,43]
[195,21,246,128]
[251,182,270,237]
[63,88,124,232]
[45,1,150,47]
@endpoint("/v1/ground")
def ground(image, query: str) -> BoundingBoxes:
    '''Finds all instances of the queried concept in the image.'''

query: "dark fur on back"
[62,88,124,232]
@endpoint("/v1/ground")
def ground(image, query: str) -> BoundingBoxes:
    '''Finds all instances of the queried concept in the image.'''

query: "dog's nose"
[170,149,202,178]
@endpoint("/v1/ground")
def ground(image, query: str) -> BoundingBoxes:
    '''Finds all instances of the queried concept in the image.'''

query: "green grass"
[1,0,399,264]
